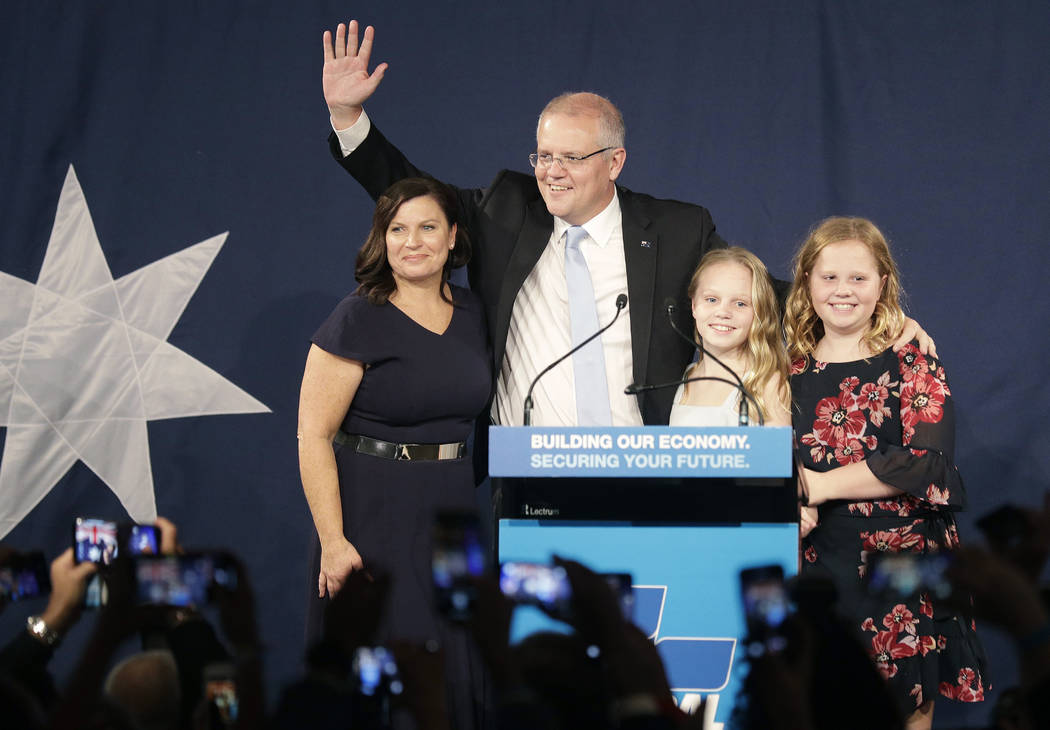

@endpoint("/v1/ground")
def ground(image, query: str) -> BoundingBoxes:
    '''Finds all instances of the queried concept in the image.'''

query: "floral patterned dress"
[792,343,988,714]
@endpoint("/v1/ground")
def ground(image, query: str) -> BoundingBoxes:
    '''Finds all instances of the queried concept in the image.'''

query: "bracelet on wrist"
[26,615,61,647]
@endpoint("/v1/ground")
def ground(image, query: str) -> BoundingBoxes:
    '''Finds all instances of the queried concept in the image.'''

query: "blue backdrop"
[2,2,1048,726]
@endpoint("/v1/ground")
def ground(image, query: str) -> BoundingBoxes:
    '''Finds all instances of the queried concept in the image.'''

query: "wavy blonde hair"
[686,247,790,422]
[784,217,905,362]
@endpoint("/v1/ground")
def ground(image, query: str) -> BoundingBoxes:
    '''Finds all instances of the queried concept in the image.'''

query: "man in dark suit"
[322,22,725,427]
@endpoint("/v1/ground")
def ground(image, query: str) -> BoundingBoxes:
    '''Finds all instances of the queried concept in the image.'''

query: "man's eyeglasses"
[528,147,614,170]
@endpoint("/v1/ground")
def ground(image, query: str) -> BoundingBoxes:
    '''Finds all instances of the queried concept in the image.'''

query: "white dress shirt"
[334,114,643,427]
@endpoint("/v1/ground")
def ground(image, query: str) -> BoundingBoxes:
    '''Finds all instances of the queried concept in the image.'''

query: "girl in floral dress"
[784,217,987,729]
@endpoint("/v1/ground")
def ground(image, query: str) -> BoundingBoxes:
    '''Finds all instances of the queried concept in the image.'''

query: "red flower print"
[848,501,874,516]
[860,526,925,554]
[883,604,918,635]
[790,357,806,375]
[937,635,946,650]
[899,345,929,383]
[918,635,937,655]
[920,593,934,618]
[878,661,899,680]
[871,629,918,663]
[813,360,827,373]
[799,432,826,463]
[861,617,876,632]
[839,376,860,392]
[910,684,923,706]
[812,391,866,446]
[926,484,950,506]
[900,373,946,441]
[909,448,927,457]
[833,438,866,465]
[859,371,897,426]
[804,545,817,563]
[939,668,985,702]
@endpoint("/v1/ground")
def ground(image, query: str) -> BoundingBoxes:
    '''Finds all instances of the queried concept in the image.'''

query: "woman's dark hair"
[354,177,471,305]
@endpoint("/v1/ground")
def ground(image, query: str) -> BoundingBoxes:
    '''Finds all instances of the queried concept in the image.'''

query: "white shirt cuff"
[331,110,371,157]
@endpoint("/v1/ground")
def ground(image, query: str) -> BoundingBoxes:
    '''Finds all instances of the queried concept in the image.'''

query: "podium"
[490,426,798,725]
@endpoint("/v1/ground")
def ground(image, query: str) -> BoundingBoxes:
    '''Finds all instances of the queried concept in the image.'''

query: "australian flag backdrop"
[2,3,1048,726]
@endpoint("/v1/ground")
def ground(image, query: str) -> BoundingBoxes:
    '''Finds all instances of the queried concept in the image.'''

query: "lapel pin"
[640,240,652,248]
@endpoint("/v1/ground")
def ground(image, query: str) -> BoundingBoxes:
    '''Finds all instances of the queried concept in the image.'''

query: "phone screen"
[201,662,239,729]
[74,518,119,564]
[432,512,485,621]
[740,564,789,655]
[135,553,236,606]
[864,552,953,601]
[0,552,50,603]
[499,561,572,616]
[126,524,160,556]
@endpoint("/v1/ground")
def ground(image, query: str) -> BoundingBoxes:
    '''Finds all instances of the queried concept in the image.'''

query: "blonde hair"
[784,217,905,362]
[686,247,790,421]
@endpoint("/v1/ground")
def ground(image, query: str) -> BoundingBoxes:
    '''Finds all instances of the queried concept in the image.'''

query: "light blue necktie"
[564,226,612,426]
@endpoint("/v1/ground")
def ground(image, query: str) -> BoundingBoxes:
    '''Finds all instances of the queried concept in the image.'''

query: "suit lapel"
[620,190,657,390]
[494,198,553,369]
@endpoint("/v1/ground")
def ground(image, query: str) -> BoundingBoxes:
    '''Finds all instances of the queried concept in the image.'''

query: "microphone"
[522,294,628,426]
[626,298,762,425]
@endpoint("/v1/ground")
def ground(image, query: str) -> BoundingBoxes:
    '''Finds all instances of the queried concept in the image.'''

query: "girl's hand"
[799,505,819,538]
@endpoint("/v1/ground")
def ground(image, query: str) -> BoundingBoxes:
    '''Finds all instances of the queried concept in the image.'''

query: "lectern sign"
[489,426,792,478]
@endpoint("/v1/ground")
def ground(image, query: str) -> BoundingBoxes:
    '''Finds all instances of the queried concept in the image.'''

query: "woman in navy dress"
[297,178,491,728]
[784,217,987,729]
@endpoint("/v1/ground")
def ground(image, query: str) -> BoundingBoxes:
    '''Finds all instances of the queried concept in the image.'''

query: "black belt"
[333,432,466,461]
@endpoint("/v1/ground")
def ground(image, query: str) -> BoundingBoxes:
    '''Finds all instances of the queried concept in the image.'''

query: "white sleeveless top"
[668,383,740,427]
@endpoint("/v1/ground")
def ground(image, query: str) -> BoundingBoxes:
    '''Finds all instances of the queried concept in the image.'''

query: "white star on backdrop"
[0,166,270,538]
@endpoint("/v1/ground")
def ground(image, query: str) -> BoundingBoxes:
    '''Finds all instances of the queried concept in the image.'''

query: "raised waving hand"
[322,20,388,129]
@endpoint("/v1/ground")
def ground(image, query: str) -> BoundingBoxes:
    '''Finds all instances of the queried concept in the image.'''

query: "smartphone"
[499,561,572,619]
[134,553,238,606]
[123,524,161,556]
[740,564,790,655]
[0,551,50,603]
[203,662,238,729]
[73,517,119,565]
[975,505,1028,548]
[351,646,402,729]
[864,552,954,602]
[432,511,486,621]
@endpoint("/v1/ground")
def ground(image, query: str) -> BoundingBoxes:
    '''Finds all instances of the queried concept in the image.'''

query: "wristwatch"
[26,615,60,647]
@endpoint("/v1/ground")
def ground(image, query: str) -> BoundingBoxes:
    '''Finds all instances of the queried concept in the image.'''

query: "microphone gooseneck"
[625,298,764,425]
[522,294,628,426]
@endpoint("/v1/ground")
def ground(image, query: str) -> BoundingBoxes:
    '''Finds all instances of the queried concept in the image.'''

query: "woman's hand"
[893,317,937,358]
[319,537,364,598]
[799,505,819,538]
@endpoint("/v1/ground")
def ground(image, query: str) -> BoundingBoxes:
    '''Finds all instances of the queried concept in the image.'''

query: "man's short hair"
[538,92,626,150]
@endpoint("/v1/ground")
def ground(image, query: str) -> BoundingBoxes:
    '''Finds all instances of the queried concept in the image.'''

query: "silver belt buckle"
[396,443,412,460]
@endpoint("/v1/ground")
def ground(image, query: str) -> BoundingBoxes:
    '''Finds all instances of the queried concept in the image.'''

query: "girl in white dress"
[669,247,791,427]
